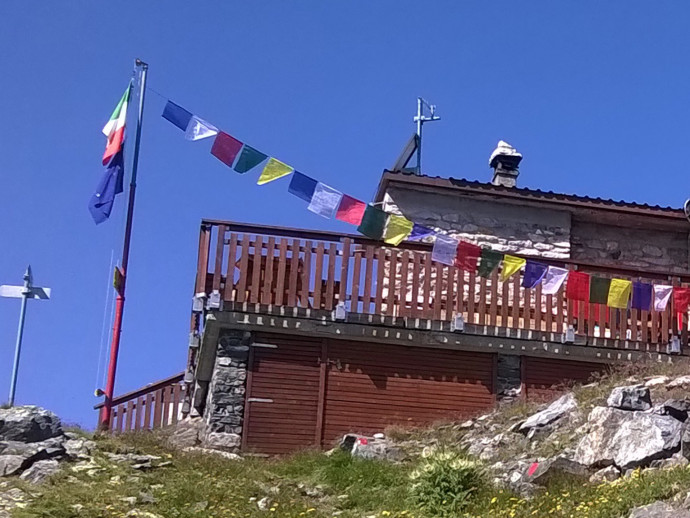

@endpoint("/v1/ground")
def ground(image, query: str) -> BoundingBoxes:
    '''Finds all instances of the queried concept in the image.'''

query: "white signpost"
[1,266,51,406]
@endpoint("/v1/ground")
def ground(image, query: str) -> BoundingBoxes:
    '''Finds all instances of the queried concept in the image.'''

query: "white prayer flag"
[541,266,569,295]
[307,183,343,219]
[185,115,219,141]
[431,234,458,266]
[654,285,673,311]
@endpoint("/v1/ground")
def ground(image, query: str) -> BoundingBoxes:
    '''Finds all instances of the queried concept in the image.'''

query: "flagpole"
[100,59,148,430]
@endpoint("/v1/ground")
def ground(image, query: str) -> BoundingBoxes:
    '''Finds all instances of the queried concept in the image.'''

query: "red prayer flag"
[336,195,367,225]
[211,132,243,167]
[566,271,590,302]
[673,287,690,313]
[455,241,481,272]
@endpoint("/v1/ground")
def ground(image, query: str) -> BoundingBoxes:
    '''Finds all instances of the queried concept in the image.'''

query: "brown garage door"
[322,340,497,445]
[243,334,497,453]
[523,356,606,401]
[243,334,322,454]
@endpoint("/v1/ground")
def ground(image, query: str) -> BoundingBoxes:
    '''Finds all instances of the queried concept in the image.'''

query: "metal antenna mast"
[413,97,440,175]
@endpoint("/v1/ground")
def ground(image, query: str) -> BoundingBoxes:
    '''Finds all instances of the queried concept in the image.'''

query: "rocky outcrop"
[0,406,62,443]
[606,385,652,411]
[518,394,577,434]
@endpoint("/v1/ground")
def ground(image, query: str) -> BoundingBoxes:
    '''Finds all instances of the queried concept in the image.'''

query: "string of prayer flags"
[408,223,435,242]
[673,287,690,313]
[162,101,193,131]
[456,241,481,273]
[566,271,590,301]
[632,282,652,311]
[477,249,503,278]
[357,205,389,240]
[185,116,218,141]
[654,285,673,311]
[211,132,243,167]
[522,261,548,289]
[288,172,318,202]
[257,157,292,185]
[607,279,632,309]
[501,255,526,282]
[384,215,414,246]
[308,183,342,219]
[336,195,367,225]
[234,145,268,174]
[589,276,611,305]
[541,266,569,295]
[431,234,459,266]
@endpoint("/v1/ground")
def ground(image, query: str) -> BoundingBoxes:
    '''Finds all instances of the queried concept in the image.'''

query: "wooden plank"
[287,239,300,307]
[325,243,337,311]
[171,384,181,425]
[351,247,363,313]
[523,278,532,330]
[241,345,255,451]
[301,240,312,308]
[651,300,660,344]
[641,307,650,344]
[125,400,134,431]
[588,302,596,338]
[339,238,352,308]
[489,269,499,327]
[152,389,163,429]
[630,307,639,343]
[387,250,398,316]
[134,396,144,431]
[143,392,153,430]
[212,224,226,292]
[534,283,543,332]
[556,288,564,334]
[363,246,374,314]
[315,340,327,446]
[467,269,477,324]
[236,234,251,304]
[115,405,124,433]
[421,253,432,319]
[274,239,288,306]
[545,292,553,334]
[374,248,386,314]
[262,237,276,305]
[500,269,509,327]
[161,387,170,427]
[511,274,520,329]
[250,235,264,304]
[399,251,410,318]
[433,262,443,320]
[313,243,325,310]
[195,224,211,294]
[477,273,487,326]
[411,252,421,318]
[599,301,607,339]
[446,265,456,322]
[223,232,238,302]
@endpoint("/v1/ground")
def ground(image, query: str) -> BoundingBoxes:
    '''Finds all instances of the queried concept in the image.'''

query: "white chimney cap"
[489,140,522,167]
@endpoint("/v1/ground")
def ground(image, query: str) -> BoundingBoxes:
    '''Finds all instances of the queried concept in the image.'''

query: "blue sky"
[1,2,689,427]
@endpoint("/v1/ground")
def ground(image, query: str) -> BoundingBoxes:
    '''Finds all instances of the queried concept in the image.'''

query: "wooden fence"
[95,373,185,432]
[194,220,690,350]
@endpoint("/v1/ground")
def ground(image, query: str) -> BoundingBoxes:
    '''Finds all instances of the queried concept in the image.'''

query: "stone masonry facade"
[202,329,250,452]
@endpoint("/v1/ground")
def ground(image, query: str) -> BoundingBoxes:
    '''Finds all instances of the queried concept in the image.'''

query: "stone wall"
[384,187,571,259]
[571,222,689,274]
[202,329,250,452]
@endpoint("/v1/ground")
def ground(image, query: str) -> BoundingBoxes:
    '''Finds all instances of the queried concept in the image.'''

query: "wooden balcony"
[194,219,690,353]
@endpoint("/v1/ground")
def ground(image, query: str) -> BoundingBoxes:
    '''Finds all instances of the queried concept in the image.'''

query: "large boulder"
[607,385,652,411]
[522,456,588,486]
[19,459,60,484]
[0,407,62,443]
[518,394,577,434]
[574,406,682,470]
[658,399,690,423]
[628,501,690,518]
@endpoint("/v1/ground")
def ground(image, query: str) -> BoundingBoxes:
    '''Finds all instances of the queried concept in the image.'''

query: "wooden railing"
[94,373,186,432]
[194,220,690,351]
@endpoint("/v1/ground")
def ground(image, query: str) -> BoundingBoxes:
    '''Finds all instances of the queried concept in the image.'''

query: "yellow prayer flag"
[607,278,632,309]
[501,254,526,282]
[257,157,293,185]
[383,214,413,246]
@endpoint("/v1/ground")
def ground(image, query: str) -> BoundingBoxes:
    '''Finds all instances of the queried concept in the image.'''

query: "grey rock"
[589,465,620,484]
[64,438,96,459]
[0,455,25,477]
[644,376,669,388]
[204,432,241,451]
[607,385,652,411]
[519,394,577,433]
[574,406,682,470]
[182,446,242,461]
[650,452,689,469]
[522,456,588,486]
[0,406,62,443]
[628,501,690,518]
[659,399,690,423]
[668,376,690,390]
[19,459,60,484]
[168,417,202,448]
[340,434,404,462]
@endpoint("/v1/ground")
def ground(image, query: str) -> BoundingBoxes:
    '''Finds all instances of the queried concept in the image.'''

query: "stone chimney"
[489,140,522,188]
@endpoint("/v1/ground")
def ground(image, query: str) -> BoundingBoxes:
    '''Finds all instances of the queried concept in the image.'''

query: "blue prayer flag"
[408,223,435,242]
[162,101,193,131]
[288,172,317,202]
[89,147,124,224]
[522,260,548,289]
[632,281,652,311]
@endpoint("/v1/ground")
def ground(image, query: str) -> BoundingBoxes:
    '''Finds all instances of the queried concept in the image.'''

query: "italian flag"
[101,85,131,165]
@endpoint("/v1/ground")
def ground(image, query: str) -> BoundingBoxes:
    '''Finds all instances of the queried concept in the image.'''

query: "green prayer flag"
[589,276,611,304]
[478,249,503,278]
[234,145,268,174]
[357,205,389,240]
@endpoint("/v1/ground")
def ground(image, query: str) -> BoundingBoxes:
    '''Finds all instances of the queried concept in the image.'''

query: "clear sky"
[1,2,689,427]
